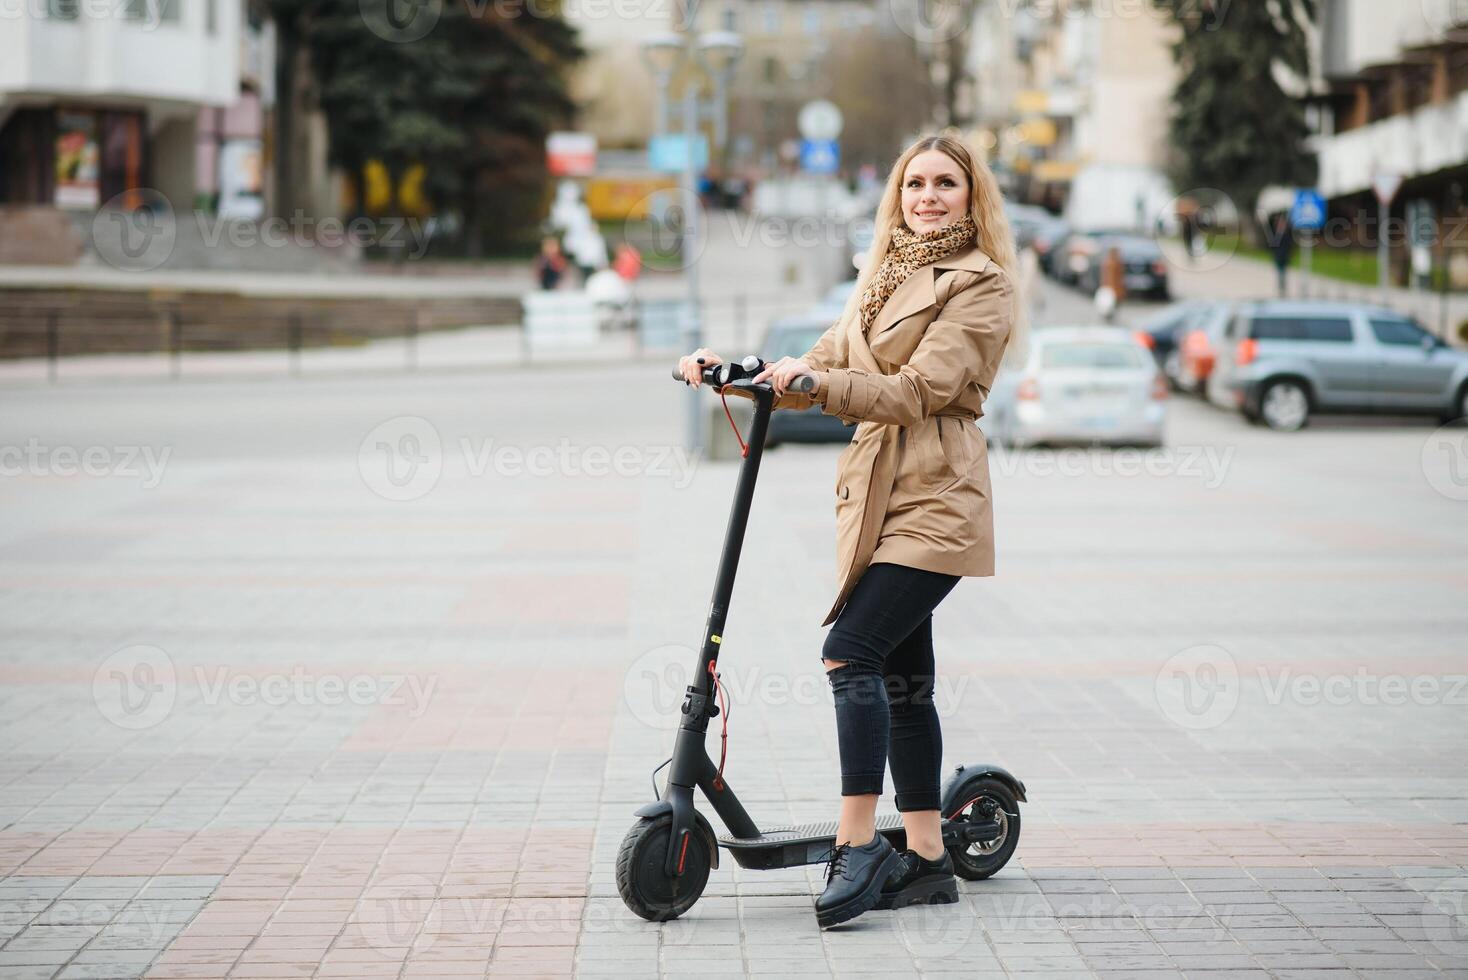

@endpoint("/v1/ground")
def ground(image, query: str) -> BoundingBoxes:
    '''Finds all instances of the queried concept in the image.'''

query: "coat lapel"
[864,244,994,338]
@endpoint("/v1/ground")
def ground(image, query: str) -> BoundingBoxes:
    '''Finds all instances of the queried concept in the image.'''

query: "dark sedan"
[1076,234,1171,300]
[763,315,855,448]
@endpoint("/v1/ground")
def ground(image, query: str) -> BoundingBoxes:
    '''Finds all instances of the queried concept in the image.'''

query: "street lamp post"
[641,28,742,457]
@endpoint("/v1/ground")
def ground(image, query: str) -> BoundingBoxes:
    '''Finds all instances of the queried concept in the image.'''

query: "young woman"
[677,134,1018,927]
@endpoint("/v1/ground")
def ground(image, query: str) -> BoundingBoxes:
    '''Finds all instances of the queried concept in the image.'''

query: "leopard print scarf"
[858,212,976,330]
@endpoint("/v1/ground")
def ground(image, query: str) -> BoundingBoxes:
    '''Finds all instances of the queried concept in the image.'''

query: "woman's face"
[900,150,970,233]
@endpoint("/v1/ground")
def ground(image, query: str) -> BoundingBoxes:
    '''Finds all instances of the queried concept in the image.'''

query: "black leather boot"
[874,848,959,909]
[815,832,901,928]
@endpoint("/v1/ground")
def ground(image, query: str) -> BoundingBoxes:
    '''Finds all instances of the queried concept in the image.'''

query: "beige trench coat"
[774,244,1015,626]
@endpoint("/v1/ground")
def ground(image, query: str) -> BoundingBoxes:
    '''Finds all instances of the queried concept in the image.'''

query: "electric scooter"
[615,355,1027,922]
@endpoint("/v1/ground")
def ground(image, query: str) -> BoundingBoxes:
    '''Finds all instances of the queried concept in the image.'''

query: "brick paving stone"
[3,294,1467,978]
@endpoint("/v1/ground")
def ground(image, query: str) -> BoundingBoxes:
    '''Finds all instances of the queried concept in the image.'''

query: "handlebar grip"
[790,374,815,393]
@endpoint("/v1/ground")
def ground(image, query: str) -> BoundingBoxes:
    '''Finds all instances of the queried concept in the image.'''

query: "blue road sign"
[800,139,840,175]
[1290,189,1326,231]
[649,134,708,174]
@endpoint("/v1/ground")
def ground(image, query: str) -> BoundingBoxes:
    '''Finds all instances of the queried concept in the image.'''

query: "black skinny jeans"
[821,561,960,811]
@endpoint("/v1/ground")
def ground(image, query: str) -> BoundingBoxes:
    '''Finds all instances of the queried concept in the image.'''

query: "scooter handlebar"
[671,357,815,393]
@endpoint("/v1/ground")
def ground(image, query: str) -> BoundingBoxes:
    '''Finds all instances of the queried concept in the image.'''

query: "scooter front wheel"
[615,815,712,921]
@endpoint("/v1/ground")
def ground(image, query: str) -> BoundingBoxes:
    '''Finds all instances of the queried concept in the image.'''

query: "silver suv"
[1217,301,1468,431]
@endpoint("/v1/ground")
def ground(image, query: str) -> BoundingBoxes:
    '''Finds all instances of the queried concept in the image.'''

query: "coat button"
[840,485,849,499]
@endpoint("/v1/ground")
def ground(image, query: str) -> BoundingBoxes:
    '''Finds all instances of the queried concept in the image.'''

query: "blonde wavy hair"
[844,133,1027,366]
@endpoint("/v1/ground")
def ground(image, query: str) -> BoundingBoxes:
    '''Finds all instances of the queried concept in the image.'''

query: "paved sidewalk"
[2,342,1467,978]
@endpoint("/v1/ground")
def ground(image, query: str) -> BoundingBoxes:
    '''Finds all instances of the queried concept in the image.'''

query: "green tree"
[265,0,582,256]
[1156,0,1317,244]
[442,5,582,258]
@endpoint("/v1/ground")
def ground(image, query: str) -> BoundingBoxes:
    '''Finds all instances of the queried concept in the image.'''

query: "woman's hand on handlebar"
[752,357,820,397]
[677,348,722,387]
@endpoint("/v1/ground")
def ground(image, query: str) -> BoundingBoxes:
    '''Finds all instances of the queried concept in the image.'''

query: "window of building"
[721,5,737,31]
[761,3,779,34]
[802,7,820,34]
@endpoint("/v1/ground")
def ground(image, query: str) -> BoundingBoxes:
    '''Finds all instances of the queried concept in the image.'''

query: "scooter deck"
[719,814,909,871]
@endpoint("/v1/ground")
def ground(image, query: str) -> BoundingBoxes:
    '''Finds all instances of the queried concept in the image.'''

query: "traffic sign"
[1290,189,1326,231]
[649,134,708,174]
[546,131,596,177]
[1373,173,1403,205]
[798,100,843,141]
[799,139,839,175]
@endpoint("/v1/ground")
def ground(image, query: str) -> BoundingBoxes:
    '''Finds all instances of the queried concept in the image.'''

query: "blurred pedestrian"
[613,241,642,283]
[1018,242,1044,315]
[1269,213,1294,297]
[533,236,567,291]
[1097,245,1126,323]
[567,222,608,287]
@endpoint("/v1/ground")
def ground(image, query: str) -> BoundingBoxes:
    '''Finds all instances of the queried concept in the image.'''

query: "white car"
[981,327,1168,449]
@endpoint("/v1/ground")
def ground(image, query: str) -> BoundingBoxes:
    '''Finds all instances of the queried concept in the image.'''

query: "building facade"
[564,0,895,175]
[0,0,273,263]
[1307,0,1468,284]
[970,0,1178,219]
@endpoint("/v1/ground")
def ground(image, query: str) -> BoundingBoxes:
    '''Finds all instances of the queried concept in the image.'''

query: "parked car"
[1134,301,1211,382]
[1052,229,1110,286]
[1029,215,1072,276]
[1218,301,1468,430]
[762,312,855,448]
[817,280,856,319]
[1174,302,1237,396]
[1076,234,1171,301]
[1005,202,1055,250]
[981,326,1168,449]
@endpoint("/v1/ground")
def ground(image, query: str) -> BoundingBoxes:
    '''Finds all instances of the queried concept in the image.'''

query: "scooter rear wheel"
[615,815,712,921]
[946,777,1021,881]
